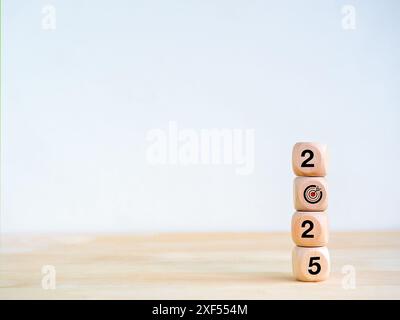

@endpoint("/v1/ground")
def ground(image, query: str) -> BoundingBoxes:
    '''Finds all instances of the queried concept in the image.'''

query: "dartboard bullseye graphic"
[304,185,323,204]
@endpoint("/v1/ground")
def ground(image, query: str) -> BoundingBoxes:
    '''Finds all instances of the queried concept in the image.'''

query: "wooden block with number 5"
[291,211,328,247]
[292,142,328,177]
[292,246,330,282]
[293,176,328,211]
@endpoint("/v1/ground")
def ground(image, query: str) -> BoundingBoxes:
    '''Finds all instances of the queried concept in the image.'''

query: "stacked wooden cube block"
[291,142,330,282]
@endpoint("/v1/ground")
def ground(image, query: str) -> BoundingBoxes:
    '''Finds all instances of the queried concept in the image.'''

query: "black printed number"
[301,220,314,238]
[301,150,314,167]
[308,257,321,275]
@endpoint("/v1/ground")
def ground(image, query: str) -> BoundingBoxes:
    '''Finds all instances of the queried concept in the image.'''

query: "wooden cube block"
[291,211,328,247]
[292,142,328,177]
[293,177,328,211]
[292,246,330,282]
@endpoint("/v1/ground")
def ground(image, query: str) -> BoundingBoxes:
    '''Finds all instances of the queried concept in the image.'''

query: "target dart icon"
[304,185,323,204]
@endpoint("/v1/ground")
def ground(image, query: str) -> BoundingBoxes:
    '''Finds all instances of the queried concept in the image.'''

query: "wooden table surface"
[1,232,400,299]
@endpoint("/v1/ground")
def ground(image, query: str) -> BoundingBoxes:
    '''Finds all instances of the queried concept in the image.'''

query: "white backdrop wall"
[2,0,400,232]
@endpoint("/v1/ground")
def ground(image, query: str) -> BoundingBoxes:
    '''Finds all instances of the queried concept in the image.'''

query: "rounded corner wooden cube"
[293,177,328,211]
[292,246,330,282]
[291,211,329,247]
[292,142,328,177]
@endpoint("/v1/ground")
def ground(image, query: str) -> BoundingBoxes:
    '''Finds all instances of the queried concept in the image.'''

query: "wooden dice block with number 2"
[292,142,328,177]
[293,177,328,211]
[292,246,330,282]
[291,211,328,247]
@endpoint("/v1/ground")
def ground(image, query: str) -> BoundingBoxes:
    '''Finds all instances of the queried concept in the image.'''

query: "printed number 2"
[308,257,321,275]
[301,150,314,167]
[301,220,314,238]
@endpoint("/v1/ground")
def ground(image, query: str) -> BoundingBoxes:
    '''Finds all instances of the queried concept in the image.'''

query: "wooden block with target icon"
[291,211,328,247]
[292,142,328,177]
[293,177,328,212]
[292,246,330,282]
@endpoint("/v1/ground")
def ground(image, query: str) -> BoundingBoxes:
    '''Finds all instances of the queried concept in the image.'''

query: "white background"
[2,0,400,232]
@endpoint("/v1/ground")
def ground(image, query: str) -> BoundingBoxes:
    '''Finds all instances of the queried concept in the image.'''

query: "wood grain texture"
[291,212,329,247]
[1,232,400,299]
[292,142,328,177]
[292,246,330,282]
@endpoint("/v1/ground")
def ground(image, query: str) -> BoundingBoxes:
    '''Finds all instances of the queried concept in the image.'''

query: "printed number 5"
[308,257,321,275]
